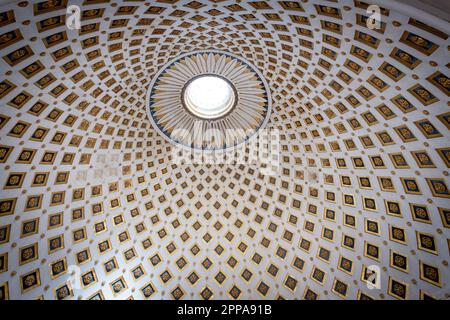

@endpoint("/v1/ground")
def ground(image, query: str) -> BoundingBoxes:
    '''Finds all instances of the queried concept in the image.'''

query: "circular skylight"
[183,75,235,119]
[147,51,271,150]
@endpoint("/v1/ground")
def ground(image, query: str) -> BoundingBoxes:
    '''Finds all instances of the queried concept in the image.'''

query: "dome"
[0,0,449,301]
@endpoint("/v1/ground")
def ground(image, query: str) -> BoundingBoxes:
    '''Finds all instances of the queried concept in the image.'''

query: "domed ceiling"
[0,0,449,300]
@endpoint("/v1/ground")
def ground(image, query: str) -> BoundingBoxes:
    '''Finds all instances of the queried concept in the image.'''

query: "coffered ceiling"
[0,0,449,300]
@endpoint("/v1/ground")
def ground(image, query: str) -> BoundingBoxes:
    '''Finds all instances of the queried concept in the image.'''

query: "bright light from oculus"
[183,76,235,119]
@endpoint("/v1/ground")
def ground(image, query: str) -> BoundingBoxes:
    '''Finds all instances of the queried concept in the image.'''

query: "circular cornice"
[146,50,272,151]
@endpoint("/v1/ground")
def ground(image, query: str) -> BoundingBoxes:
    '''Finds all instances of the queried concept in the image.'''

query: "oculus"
[182,75,236,119]
[147,50,271,150]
